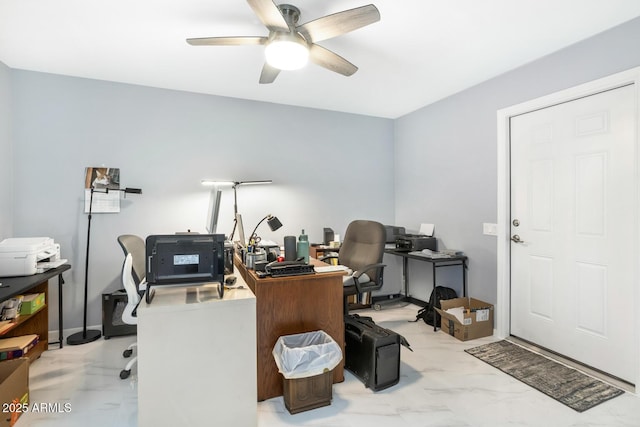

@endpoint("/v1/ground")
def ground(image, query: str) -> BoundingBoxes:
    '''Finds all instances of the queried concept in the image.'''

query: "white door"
[510,84,636,383]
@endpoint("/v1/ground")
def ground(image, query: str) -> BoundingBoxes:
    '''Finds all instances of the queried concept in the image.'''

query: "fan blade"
[186,36,267,46]
[308,44,357,77]
[259,63,281,84]
[297,4,380,43]
[247,0,289,32]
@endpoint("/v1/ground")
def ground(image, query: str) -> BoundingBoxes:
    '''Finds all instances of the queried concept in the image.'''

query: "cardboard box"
[435,297,494,341]
[0,358,29,427]
[19,293,45,315]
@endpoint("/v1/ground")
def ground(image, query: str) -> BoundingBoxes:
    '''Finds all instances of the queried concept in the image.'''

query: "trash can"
[272,330,342,414]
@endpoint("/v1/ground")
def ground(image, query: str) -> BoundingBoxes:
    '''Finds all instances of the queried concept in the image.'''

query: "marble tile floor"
[15,304,640,426]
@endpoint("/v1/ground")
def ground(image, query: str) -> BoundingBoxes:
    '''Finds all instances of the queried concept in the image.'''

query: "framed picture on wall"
[84,167,121,213]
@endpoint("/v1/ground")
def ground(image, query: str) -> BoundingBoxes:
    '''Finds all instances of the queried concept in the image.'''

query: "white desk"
[137,277,256,427]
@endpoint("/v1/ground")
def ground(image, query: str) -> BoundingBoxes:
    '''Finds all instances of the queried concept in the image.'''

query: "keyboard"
[268,263,316,277]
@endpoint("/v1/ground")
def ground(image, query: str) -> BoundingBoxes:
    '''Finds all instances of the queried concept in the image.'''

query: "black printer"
[384,225,406,244]
[395,234,437,252]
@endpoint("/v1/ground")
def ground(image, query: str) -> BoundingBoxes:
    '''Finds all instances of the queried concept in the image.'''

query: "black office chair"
[116,234,145,379]
[322,220,386,314]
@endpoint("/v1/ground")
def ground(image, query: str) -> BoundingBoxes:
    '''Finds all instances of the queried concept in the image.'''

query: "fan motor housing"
[278,4,301,25]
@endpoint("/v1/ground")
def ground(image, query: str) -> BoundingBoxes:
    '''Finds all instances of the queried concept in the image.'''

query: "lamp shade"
[265,34,309,70]
[200,180,272,187]
[267,215,283,232]
[201,180,235,187]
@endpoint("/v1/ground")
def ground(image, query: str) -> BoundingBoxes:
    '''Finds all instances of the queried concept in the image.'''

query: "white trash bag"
[272,330,343,379]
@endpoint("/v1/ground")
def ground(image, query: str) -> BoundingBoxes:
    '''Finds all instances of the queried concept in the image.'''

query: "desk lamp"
[248,214,283,252]
[67,186,142,346]
[200,180,272,241]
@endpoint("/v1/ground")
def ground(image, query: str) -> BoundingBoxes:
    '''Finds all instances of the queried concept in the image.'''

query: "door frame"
[496,66,640,392]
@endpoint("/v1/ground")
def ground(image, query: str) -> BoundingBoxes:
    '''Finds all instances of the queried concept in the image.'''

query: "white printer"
[0,237,67,277]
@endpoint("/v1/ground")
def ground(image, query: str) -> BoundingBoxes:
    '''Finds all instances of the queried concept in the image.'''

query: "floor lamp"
[67,186,142,345]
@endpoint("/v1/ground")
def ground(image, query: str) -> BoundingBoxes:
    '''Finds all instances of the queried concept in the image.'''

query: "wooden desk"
[0,264,70,359]
[234,255,345,401]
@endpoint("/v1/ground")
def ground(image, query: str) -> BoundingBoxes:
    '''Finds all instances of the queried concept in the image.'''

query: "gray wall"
[394,17,640,309]
[0,61,12,239]
[5,16,640,334]
[10,71,394,331]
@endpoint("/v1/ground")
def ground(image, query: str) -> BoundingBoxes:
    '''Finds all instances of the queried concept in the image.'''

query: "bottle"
[297,229,309,263]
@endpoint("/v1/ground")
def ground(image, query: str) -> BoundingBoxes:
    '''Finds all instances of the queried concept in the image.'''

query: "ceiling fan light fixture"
[187,2,380,83]
[265,36,309,71]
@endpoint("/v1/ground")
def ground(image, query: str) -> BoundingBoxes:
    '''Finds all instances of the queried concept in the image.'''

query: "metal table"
[382,249,467,310]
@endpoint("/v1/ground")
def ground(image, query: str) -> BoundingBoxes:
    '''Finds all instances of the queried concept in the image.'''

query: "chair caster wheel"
[373,303,382,311]
[120,369,131,379]
[123,349,133,358]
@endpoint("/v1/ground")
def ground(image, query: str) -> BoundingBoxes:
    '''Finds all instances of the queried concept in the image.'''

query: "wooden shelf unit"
[0,265,70,362]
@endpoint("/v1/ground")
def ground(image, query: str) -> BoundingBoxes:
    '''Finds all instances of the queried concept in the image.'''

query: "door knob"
[511,234,525,244]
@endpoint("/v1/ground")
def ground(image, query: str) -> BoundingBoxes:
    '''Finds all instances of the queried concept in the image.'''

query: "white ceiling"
[1,1,640,118]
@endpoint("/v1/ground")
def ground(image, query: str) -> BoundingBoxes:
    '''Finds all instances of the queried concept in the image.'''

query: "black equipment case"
[102,290,137,339]
[344,314,404,391]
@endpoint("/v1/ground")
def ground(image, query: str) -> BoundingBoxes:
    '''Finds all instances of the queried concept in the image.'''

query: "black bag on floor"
[414,286,458,326]
[344,314,411,392]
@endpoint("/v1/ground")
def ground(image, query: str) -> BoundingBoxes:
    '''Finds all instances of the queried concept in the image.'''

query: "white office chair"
[120,253,140,379]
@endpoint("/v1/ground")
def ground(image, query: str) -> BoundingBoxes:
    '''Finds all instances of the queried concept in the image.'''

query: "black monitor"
[144,234,225,303]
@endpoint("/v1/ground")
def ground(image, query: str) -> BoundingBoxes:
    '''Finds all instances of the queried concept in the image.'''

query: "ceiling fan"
[186,0,380,84]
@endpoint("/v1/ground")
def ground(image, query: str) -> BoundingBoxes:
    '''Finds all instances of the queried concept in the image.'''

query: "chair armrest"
[353,263,386,293]
[353,263,385,279]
